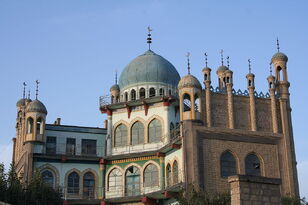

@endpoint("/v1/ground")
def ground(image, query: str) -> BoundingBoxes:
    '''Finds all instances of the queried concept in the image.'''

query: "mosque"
[12,29,299,205]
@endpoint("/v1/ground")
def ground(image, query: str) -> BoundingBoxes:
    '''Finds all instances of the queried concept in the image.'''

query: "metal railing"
[42,143,104,157]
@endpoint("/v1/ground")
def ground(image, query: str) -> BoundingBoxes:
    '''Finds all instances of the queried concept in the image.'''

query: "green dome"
[271,52,288,62]
[178,74,202,89]
[119,50,181,90]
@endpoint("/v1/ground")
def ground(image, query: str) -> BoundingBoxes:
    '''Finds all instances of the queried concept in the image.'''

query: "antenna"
[220,49,224,65]
[227,56,230,68]
[276,37,280,52]
[35,80,40,100]
[147,26,152,50]
[186,52,191,74]
[204,52,208,67]
[23,82,27,99]
[248,59,252,73]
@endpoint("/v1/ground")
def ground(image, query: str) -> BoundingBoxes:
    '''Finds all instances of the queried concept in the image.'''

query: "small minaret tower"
[216,49,229,89]
[202,52,212,127]
[110,71,120,104]
[267,64,278,133]
[246,59,257,131]
[225,56,234,129]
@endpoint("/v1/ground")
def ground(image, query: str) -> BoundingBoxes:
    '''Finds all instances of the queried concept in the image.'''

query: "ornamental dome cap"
[202,66,212,73]
[118,50,181,90]
[16,98,26,107]
[110,84,120,92]
[271,52,288,63]
[26,100,47,114]
[178,74,202,89]
[216,65,228,74]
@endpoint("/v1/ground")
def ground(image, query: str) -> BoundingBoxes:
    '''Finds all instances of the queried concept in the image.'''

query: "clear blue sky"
[0,0,307,197]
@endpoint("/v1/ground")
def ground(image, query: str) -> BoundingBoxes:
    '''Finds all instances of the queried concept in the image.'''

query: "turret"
[110,72,120,104]
[246,59,257,131]
[202,52,212,127]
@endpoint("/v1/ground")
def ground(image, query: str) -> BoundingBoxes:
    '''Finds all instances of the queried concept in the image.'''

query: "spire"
[35,80,40,100]
[115,70,118,84]
[204,52,208,67]
[227,56,230,68]
[23,82,27,99]
[28,90,31,99]
[276,37,280,52]
[186,52,191,74]
[270,63,273,76]
[147,26,152,50]
[248,59,252,73]
[220,49,224,65]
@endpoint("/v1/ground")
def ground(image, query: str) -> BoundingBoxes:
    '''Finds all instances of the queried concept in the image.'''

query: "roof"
[26,99,47,114]
[271,52,288,62]
[45,124,107,134]
[178,74,202,89]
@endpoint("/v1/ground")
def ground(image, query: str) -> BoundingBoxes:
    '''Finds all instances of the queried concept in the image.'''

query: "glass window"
[131,89,136,101]
[68,172,79,194]
[131,122,144,145]
[81,139,96,156]
[115,124,127,147]
[83,172,95,198]
[245,153,261,176]
[125,166,140,196]
[108,168,122,192]
[66,138,76,155]
[220,151,237,177]
[42,170,54,188]
[159,88,164,96]
[139,88,146,99]
[149,88,156,97]
[148,119,161,143]
[46,136,56,154]
[166,164,171,187]
[144,164,159,187]
[173,161,179,184]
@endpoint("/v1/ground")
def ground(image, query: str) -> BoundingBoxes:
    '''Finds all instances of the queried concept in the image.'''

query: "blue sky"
[0,0,307,197]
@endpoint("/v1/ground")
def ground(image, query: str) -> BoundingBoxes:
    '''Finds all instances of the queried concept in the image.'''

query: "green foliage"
[282,195,308,205]
[177,185,231,205]
[0,163,62,205]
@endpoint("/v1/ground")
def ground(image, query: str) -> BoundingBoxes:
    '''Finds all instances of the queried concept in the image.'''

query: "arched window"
[148,119,161,143]
[168,89,172,96]
[144,164,159,187]
[111,96,115,104]
[159,88,164,96]
[131,122,144,145]
[108,168,122,192]
[125,166,140,196]
[170,122,175,139]
[36,118,43,134]
[83,172,95,198]
[172,161,179,184]
[67,171,79,194]
[27,117,34,134]
[131,89,136,101]
[183,94,191,112]
[204,74,208,81]
[166,164,171,187]
[115,124,127,147]
[245,153,261,176]
[194,94,200,112]
[125,92,128,102]
[139,88,146,99]
[220,151,237,177]
[149,88,156,97]
[42,170,54,188]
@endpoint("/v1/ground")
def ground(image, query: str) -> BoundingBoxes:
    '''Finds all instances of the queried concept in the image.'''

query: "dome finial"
[35,80,40,100]
[186,52,191,74]
[220,49,224,66]
[115,70,118,84]
[28,90,31,99]
[23,82,27,99]
[227,56,230,68]
[276,37,280,52]
[147,26,153,50]
[248,59,252,73]
[204,52,208,67]
[270,63,273,76]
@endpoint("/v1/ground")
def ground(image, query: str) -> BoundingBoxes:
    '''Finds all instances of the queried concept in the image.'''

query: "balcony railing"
[43,143,104,157]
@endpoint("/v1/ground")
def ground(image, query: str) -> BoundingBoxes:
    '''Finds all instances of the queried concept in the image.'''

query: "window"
[83,172,95,198]
[148,119,161,143]
[125,92,128,102]
[159,88,164,96]
[245,153,261,176]
[42,170,54,188]
[131,89,136,101]
[68,172,79,194]
[183,94,191,112]
[27,117,34,134]
[115,124,127,147]
[139,88,146,99]
[125,166,140,196]
[144,164,159,187]
[149,88,156,97]
[220,151,237,177]
[81,139,97,156]
[66,138,76,155]
[131,122,144,145]
[46,136,56,154]
[173,161,179,184]
[166,164,171,187]
[168,89,172,96]
[108,168,122,192]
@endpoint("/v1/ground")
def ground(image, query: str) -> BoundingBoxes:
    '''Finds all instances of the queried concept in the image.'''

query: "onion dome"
[110,84,120,92]
[216,65,228,74]
[119,50,181,90]
[271,52,288,63]
[26,100,47,114]
[178,74,202,89]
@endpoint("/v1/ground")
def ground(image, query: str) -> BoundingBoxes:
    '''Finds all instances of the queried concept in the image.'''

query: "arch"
[36,117,43,135]
[149,87,156,97]
[131,121,144,145]
[144,163,159,187]
[83,172,95,198]
[183,93,191,112]
[41,170,54,188]
[172,160,179,185]
[39,164,60,187]
[148,119,162,143]
[220,150,237,177]
[139,88,146,99]
[131,89,136,101]
[27,117,34,134]
[124,92,128,102]
[166,163,172,187]
[245,153,262,176]
[114,124,128,147]
[194,93,200,112]
[125,166,140,196]
[159,88,164,96]
[107,167,123,192]
[67,171,80,195]
[204,73,208,81]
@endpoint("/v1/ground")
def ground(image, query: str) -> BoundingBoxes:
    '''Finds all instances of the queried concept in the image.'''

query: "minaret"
[216,49,229,90]
[267,64,278,133]
[246,59,257,131]
[202,52,212,127]
[225,56,234,129]
[110,71,120,104]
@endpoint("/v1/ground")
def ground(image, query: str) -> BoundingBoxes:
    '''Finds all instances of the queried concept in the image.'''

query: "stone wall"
[228,175,281,205]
